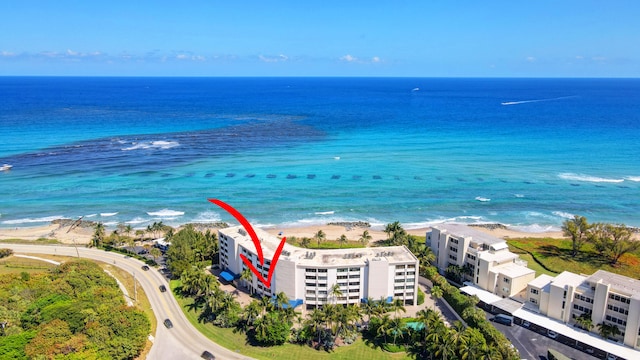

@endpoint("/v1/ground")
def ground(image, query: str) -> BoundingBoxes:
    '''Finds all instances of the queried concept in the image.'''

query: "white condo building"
[526,270,640,349]
[427,224,535,297]
[218,226,420,308]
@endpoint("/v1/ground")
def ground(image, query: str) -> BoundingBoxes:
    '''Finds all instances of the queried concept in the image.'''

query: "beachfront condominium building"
[218,226,420,308]
[427,224,535,297]
[526,270,640,349]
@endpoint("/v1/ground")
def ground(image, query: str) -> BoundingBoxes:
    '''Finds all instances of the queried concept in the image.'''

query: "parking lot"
[486,311,604,360]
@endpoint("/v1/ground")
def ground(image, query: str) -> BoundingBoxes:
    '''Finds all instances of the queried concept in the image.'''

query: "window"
[306,282,315,287]
[449,254,457,261]
[395,285,404,290]
[337,275,347,279]
[349,267,360,272]
[530,288,539,295]
[318,269,327,273]
[349,295,359,300]
[349,288,358,293]
[337,268,347,273]
[319,291,327,295]
[349,274,359,279]
[451,238,459,244]
[503,278,510,284]
[348,281,359,286]
[449,246,458,253]
[306,268,317,272]
[530,298,538,304]
[306,290,315,295]
[305,275,316,280]
[466,254,476,261]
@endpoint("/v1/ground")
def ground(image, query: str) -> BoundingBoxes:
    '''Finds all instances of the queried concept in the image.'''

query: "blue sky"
[1,1,638,77]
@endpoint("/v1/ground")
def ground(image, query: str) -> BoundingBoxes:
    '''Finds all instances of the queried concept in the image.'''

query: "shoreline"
[0,221,568,245]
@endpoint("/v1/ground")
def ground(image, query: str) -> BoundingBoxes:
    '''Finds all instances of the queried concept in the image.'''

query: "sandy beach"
[0,221,566,246]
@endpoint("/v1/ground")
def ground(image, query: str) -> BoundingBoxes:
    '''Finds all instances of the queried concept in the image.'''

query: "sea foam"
[147,209,185,217]
[2,215,66,225]
[121,140,179,151]
[558,173,624,183]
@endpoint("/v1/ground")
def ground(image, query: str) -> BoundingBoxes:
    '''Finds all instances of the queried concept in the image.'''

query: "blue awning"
[220,270,237,282]
[270,297,303,309]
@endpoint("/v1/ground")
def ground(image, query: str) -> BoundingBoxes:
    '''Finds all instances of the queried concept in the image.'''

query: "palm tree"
[575,313,593,331]
[124,224,133,238]
[313,230,326,247]
[306,308,325,345]
[92,222,105,248]
[338,234,348,248]
[329,283,343,304]
[597,322,620,339]
[562,215,590,257]
[376,314,392,344]
[259,295,272,314]
[274,291,290,311]
[430,285,443,302]
[240,268,253,293]
[150,247,162,264]
[300,237,311,248]
[359,230,372,246]
[361,296,376,324]
[391,298,406,318]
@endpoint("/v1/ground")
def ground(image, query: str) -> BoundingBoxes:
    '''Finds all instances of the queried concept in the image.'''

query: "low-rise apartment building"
[218,226,419,308]
[427,224,535,297]
[526,270,640,349]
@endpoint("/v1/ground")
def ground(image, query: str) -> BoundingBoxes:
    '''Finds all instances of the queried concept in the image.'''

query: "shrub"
[417,287,425,305]
[0,248,13,259]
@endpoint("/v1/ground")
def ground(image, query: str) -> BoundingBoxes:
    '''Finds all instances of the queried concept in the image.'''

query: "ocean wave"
[121,140,180,151]
[315,211,335,215]
[147,209,185,217]
[125,217,149,225]
[625,176,640,182]
[558,173,624,183]
[84,213,97,218]
[514,194,525,198]
[552,211,574,220]
[510,224,560,233]
[2,215,66,225]
[191,211,222,223]
[475,197,491,202]
[100,212,118,217]
[501,96,576,106]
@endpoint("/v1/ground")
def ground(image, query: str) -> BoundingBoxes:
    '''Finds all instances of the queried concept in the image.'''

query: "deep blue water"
[1,77,639,231]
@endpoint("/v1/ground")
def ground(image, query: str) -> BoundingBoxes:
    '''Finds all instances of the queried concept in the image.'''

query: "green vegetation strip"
[507,237,640,279]
[170,280,409,360]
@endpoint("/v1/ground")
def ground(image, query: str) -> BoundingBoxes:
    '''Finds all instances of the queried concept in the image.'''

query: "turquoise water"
[1,77,639,230]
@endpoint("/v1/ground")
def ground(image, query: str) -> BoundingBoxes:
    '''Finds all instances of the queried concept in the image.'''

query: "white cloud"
[371,56,381,63]
[1,51,16,57]
[340,54,358,62]
[526,56,536,62]
[258,54,289,63]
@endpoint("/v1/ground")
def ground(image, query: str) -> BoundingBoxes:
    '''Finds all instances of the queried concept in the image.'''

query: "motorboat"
[1,164,12,171]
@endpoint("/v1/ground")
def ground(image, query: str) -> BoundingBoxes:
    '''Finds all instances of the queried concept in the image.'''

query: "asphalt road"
[4,244,254,360]
[486,312,600,360]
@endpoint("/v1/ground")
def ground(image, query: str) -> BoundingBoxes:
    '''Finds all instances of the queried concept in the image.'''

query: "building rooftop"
[477,249,518,263]
[431,224,505,247]
[528,274,555,289]
[219,226,418,267]
[492,262,536,278]
[551,271,587,289]
[587,270,640,298]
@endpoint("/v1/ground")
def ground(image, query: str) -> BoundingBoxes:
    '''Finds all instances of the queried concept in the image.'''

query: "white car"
[547,330,558,339]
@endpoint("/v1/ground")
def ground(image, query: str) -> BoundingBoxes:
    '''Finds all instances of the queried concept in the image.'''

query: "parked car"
[163,319,173,328]
[159,285,167,292]
[201,351,215,359]
[547,330,558,339]
[521,320,530,328]
[141,265,150,271]
[491,314,513,326]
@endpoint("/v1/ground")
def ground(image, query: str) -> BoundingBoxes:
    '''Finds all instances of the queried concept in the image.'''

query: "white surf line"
[103,268,135,307]
[14,254,61,265]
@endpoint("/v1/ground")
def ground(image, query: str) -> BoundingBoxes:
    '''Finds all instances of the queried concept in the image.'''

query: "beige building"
[427,224,535,297]
[526,270,640,349]
[218,226,419,308]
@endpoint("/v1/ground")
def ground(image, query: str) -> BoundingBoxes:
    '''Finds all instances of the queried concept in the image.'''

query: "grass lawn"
[0,238,61,244]
[507,237,640,278]
[0,255,57,274]
[170,280,410,360]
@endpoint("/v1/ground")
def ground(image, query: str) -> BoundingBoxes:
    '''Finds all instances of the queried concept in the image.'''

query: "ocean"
[1,77,639,232]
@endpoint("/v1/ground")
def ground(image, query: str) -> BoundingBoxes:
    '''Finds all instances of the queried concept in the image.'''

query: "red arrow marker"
[208,199,286,289]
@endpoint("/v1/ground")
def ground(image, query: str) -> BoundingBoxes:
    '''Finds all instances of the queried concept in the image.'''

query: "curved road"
[4,244,253,360]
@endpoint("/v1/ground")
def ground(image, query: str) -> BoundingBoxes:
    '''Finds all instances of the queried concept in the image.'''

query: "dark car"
[163,319,173,328]
[201,351,215,359]
[141,265,150,271]
[159,285,167,292]
[490,314,513,326]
